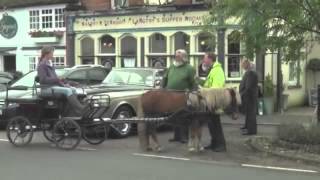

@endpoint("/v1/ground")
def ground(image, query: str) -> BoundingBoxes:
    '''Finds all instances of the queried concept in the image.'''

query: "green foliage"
[278,123,320,145]
[205,0,320,62]
[264,74,274,97]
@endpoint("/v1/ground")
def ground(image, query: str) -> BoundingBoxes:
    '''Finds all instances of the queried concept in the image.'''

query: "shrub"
[277,123,320,145]
[264,74,274,97]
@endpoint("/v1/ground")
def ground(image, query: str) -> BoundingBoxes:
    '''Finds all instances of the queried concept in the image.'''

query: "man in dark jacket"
[239,60,258,135]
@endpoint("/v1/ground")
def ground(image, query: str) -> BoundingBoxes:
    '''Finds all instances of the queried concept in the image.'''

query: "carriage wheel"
[82,119,109,145]
[42,122,64,143]
[6,116,33,147]
[52,119,81,150]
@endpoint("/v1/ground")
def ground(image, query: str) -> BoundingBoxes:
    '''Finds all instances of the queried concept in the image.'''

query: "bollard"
[318,85,320,123]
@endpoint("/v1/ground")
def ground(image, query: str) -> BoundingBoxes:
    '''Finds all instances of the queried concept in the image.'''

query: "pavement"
[0,106,319,179]
[222,106,316,126]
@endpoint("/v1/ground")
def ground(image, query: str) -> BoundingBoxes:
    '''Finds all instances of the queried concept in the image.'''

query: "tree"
[205,0,320,62]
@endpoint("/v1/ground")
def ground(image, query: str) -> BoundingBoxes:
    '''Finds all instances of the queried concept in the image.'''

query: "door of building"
[4,55,16,72]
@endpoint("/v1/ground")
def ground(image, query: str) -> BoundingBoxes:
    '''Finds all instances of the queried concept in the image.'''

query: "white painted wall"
[0,4,67,74]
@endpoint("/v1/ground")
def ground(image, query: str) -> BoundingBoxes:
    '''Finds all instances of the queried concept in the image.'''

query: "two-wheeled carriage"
[2,79,111,150]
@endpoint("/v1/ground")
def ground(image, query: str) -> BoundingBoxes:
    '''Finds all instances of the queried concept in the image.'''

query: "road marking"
[77,147,97,151]
[242,164,318,173]
[0,139,8,142]
[133,153,190,161]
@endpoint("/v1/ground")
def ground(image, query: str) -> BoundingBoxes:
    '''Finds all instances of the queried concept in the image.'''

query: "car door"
[65,69,88,85]
[88,68,109,85]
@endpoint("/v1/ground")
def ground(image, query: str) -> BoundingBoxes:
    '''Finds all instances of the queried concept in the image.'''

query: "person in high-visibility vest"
[199,52,227,152]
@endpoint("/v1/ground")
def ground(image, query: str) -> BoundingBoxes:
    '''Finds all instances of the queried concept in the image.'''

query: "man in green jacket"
[201,52,227,152]
[162,49,196,143]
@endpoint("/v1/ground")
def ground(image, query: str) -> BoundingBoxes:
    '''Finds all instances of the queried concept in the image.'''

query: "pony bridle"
[186,91,208,112]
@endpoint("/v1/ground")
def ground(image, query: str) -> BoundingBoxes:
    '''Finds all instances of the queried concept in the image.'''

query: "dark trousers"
[172,125,188,141]
[244,97,257,134]
[208,114,226,148]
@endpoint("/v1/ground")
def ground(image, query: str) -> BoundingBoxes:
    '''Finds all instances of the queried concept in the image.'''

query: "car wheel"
[110,106,133,138]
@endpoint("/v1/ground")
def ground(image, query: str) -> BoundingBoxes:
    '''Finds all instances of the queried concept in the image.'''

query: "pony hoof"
[188,147,196,152]
[155,146,163,152]
[199,146,204,152]
[146,147,153,152]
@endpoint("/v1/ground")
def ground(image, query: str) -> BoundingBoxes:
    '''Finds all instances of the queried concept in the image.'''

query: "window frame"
[225,30,243,81]
[111,0,128,9]
[29,57,39,71]
[53,56,65,67]
[288,60,300,87]
[29,7,65,31]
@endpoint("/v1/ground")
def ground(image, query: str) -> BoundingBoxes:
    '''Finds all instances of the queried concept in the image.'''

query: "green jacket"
[163,63,196,91]
[203,61,225,88]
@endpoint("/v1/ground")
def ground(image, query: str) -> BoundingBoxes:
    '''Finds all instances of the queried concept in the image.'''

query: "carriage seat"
[34,76,67,101]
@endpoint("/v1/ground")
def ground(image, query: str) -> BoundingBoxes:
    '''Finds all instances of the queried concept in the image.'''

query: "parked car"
[86,68,165,138]
[0,72,14,91]
[0,66,110,127]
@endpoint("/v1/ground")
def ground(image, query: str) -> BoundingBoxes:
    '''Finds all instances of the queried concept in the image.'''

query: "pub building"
[67,0,244,80]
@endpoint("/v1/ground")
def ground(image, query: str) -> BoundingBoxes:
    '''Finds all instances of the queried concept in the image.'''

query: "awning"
[0,47,17,55]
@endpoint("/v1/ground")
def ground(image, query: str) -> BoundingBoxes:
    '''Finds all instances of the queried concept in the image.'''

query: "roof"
[0,0,78,9]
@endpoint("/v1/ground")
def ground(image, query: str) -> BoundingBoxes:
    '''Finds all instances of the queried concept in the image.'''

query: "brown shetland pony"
[137,88,241,152]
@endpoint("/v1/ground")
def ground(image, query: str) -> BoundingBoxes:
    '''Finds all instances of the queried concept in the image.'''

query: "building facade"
[68,0,312,108]
[68,0,245,81]
[0,0,78,74]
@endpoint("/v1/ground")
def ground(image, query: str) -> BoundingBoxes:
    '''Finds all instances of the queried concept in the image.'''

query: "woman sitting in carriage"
[37,46,86,116]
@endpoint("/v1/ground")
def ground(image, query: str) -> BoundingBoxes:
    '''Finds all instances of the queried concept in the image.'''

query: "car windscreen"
[11,71,37,87]
[55,69,69,76]
[11,69,69,87]
[103,69,154,87]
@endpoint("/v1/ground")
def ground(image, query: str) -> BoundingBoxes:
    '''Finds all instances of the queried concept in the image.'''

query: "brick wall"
[81,0,111,11]
[128,0,144,6]
[175,0,192,5]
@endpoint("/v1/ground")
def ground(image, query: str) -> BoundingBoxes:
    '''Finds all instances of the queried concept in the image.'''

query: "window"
[55,9,65,28]
[112,0,128,9]
[197,32,215,53]
[29,10,40,30]
[288,61,300,86]
[41,9,53,29]
[148,33,167,67]
[226,31,242,79]
[81,37,95,64]
[121,36,137,67]
[29,57,39,71]
[53,57,65,67]
[29,8,65,30]
[150,33,166,53]
[174,32,190,53]
[147,0,171,5]
[100,35,115,54]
